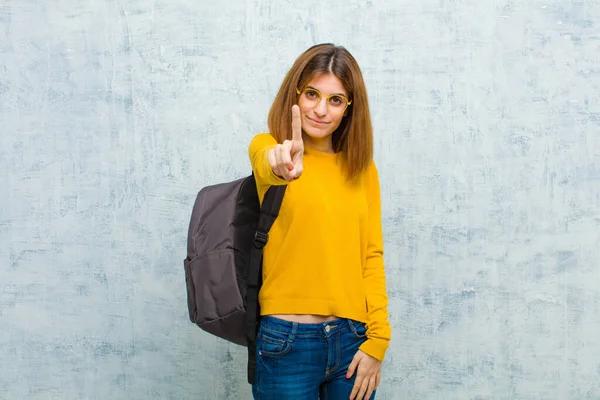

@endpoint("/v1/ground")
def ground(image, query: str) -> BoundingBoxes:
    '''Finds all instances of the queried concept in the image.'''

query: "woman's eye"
[329,96,343,105]
[305,90,318,98]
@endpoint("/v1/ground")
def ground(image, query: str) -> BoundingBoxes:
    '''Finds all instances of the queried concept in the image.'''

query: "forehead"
[305,73,347,95]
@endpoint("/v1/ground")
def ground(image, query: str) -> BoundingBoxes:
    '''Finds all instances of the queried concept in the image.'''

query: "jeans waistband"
[259,315,363,337]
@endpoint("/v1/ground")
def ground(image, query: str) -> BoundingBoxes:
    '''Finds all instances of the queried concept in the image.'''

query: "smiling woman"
[294,74,351,152]
[247,43,391,400]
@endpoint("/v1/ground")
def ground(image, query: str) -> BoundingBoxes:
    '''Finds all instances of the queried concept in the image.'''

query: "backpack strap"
[245,183,287,385]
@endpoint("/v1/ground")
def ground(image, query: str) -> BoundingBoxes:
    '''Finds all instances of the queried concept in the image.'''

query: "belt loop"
[346,318,355,334]
[288,322,297,343]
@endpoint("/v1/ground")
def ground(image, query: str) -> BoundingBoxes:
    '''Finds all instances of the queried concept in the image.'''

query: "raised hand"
[268,105,304,181]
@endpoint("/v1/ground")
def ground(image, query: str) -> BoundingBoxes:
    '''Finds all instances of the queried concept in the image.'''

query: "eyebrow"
[306,86,348,97]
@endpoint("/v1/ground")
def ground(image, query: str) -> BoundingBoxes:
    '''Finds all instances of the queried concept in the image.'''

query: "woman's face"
[296,73,350,151]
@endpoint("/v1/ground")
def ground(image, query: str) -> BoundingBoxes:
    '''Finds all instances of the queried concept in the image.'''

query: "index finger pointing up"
[291,105,302,143]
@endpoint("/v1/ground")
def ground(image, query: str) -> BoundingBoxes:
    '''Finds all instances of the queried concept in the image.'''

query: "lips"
[306,116,329,126]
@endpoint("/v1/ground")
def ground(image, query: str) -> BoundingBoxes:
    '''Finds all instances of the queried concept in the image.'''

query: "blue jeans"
[252,316,376,399]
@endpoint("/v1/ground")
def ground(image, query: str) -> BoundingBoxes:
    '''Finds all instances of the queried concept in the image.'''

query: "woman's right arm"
[249,106,304,190]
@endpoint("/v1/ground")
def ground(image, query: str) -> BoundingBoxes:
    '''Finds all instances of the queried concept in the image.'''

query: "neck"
[303,135,334,154]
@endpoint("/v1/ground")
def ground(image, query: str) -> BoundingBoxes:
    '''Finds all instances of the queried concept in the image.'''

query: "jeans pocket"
[257,326,292,357]
[348,319,367,339]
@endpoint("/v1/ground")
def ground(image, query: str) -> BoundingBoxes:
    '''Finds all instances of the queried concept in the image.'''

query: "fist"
[268,105,304,182]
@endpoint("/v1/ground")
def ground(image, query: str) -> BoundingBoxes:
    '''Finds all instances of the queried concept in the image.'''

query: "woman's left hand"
[346,350,382,400]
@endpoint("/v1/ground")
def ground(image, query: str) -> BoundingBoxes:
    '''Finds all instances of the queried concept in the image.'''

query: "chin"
[304,128,334,140]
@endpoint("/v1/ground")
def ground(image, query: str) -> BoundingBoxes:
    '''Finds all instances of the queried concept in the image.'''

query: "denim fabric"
[252,316,376,400]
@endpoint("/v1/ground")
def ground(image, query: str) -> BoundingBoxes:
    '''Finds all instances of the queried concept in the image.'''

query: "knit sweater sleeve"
[358,161,392,361]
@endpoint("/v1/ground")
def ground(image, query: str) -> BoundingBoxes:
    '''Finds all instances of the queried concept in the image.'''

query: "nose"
[314,97,328,117]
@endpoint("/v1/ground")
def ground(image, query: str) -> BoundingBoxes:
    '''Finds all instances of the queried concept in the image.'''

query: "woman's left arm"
[347,161,392,400]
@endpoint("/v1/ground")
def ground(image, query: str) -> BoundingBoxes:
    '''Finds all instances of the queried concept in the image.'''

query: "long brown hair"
[267,43,373,182]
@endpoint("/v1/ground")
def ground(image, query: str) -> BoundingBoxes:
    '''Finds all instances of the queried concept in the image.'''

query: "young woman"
[247,43,391,400]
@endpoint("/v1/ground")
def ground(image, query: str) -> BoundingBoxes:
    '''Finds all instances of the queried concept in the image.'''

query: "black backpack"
[183,172,286,384]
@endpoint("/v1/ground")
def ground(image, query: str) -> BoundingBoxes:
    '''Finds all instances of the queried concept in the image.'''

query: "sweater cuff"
[359,337,389,362]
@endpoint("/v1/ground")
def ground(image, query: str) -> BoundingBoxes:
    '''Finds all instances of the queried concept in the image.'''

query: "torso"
[268,314,339,323]
[251,134,374,326]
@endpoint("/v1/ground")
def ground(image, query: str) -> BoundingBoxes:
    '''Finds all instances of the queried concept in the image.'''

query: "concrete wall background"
[1,1,599,399]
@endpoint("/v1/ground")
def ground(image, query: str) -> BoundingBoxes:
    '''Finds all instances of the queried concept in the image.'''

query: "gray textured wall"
[1,1,599,399]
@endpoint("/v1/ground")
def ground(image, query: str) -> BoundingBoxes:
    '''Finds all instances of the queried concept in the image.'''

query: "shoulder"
[368,159,378,173]
[248,132,278,154]
[362,159,381,201]
[250,132,277,146]
[365,159,380,182]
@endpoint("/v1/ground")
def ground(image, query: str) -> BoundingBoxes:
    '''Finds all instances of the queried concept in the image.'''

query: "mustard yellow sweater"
[248,133,391,361]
